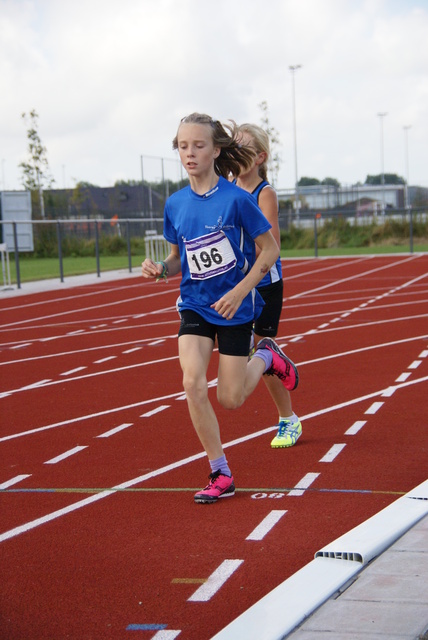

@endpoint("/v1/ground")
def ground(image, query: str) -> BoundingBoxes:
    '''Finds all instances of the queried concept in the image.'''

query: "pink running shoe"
[256,337,299,391]
[194,470,235,504]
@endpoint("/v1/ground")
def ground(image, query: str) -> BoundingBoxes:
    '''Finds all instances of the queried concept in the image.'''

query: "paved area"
[0,268,142,298]
[287,513,428,640]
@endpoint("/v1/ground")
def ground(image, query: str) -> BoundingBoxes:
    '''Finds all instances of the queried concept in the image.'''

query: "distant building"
[277,184,407,211]
[44,184,163,220]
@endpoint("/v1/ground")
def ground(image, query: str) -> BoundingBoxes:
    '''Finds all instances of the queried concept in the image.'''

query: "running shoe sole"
[271,424,302,448]
[194,484,236,504]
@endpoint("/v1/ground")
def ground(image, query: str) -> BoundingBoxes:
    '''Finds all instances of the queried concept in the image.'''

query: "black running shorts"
[254,279,284,337]
[178,309,253,356]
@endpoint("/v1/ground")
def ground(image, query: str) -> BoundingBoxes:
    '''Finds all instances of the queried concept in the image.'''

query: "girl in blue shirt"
[142,113,298,503]
[234,123,302,449]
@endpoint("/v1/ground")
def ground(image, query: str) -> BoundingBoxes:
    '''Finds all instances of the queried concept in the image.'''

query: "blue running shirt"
[163,176,272,325]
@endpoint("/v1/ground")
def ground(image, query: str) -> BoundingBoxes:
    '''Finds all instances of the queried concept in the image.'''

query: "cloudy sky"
[1,0,427,193]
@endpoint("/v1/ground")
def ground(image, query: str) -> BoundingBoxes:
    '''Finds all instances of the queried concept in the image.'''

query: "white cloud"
[1,0,427,191]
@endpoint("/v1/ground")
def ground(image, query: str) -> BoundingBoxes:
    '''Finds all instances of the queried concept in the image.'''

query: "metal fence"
[0,208,426,289]
[0,217,168,289]
[278,206,426,257]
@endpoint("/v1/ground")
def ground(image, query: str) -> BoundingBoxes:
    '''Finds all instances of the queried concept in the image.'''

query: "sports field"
[1,254,427,639]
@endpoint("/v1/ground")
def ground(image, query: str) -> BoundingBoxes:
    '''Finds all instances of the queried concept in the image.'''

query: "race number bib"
[184,230,237,280]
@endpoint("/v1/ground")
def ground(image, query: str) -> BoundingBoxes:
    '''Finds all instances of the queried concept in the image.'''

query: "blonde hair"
[173,113,256,179]
[236,123,270,181]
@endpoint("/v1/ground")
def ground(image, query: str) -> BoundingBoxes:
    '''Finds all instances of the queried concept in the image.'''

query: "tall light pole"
[290,65,302,220]
[403,125,411,209]
[377,112,387,214]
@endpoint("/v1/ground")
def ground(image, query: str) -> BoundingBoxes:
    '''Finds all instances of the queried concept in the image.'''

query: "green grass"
[7,255,144,284]
[5,243,427,285]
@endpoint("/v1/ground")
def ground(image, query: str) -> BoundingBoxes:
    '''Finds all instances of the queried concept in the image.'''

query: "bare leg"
[178,334,223,460]
[254,334,294,418]
[216,352,266,410]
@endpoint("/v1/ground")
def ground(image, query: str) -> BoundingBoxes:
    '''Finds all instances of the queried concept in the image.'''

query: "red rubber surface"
[1,254,427,639]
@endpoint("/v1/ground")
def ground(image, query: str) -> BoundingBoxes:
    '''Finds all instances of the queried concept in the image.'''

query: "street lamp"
[290,65,302,220]
[403,125,411,209]
[377,112,387,214]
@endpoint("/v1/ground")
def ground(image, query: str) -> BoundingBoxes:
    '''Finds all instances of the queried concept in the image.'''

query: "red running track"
[1,254,427,639]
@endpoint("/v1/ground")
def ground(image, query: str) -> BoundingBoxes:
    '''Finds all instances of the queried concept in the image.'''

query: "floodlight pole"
[377,112,387,215]
[290,65,302,222]
[403,125,411,209]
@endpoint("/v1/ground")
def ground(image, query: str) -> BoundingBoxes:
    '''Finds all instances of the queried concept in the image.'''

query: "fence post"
[408,207,413,254]
[56,220,64,282]
[126,220,132,272]
[13,222,21,289]
[314,214,319,258]
[95,221,100,277]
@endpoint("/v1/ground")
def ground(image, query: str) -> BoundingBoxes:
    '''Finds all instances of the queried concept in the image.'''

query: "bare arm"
[211,229,279,320]
[141,243,181,280]
[257,185,280,252]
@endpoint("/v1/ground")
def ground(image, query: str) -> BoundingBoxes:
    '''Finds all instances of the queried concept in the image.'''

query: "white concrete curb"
[212,479,428,640]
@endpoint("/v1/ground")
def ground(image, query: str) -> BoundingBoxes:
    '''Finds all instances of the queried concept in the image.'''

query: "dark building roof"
[45,184,163,219]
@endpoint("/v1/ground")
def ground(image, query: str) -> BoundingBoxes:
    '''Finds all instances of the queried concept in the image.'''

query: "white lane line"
[21,379,52,390]
[419,349,428,358]
[0,378,53,399]
[246,510,287,541]
[148,339,165,346]
[0,474,31,489]
[60,366,87,376]
[396,372,411,382]
[365,401,384,414]
[319,444,346,463]
[187,560,244,602]
[382,386,397,397]
[152,631,181,640]
[44,446,88,464]
[112,319,127,324]
[67,330,85,335]
[94,356,117,364]
[288,472,320,497]
[96,423,133,438]
[408,360,422,369]
[141,405,170,418]
[11,343,31,349]
[122,347,142,354]
[345,420,366,435]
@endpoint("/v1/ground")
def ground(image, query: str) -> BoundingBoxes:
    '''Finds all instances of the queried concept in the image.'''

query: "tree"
[322,177,341,188]
[298,177,320,186]
[258,101,281,187]
[365,173,405,186]
[19,109,55,218]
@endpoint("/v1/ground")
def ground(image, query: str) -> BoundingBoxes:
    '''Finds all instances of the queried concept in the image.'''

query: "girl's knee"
[217,387,244,410]
[183,373,208,402]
